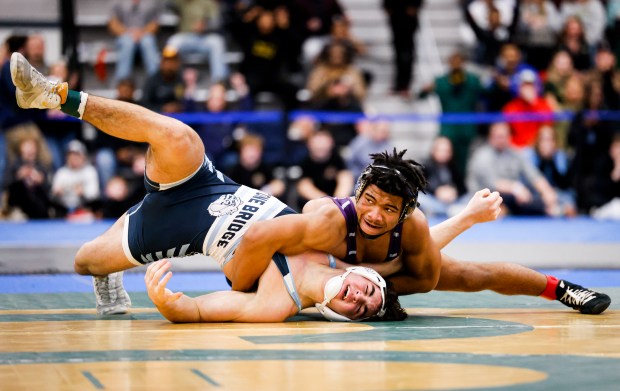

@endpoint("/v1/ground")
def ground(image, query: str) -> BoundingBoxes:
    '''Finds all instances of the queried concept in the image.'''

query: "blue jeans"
[167,32,228,82]
[95,148,117,193]
[115,33,160,82]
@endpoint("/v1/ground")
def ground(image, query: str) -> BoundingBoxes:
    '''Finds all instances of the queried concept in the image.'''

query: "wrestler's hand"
[145,259,183,308]
[460,188,503,225]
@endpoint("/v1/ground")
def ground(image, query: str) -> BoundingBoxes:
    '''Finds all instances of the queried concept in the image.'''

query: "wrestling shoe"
[93,272,132,315]
[556,280,611,315]
[10,52,67,110]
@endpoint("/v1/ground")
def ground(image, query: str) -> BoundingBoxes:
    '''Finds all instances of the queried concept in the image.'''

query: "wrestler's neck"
[293,257,341,307]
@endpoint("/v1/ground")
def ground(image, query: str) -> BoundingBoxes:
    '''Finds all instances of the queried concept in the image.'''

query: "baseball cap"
[66,139,87,155]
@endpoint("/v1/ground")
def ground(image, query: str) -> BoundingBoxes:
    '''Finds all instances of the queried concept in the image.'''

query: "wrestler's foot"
[10,52,67,109]
[93,272,132,315]
[556,280,611,315]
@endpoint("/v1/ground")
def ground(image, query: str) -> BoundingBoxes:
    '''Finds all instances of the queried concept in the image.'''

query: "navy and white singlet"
[329,197,403,264]
[123,155,296,267]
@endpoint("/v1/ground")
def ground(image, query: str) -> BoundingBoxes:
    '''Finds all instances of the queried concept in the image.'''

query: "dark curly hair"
[368,281,407,322]
[355,148,427,220]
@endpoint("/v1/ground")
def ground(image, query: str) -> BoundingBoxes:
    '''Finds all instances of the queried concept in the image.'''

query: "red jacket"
[503,97,553,147]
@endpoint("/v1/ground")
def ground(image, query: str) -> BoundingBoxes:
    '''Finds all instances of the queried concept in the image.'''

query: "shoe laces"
[94,275,117,304]
[559,285,596,307]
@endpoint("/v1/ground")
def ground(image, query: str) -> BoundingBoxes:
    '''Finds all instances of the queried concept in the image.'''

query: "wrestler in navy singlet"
[122,155,295,268]
[329,197,403,263]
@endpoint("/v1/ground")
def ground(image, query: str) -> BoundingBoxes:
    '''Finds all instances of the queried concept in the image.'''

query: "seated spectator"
[311,76,364,148]
[418,137,467,217]
[419,51,484,177]
[503,69,553,148]
[462,0,520,67]
[2,134,53,219]
[591,133,620,219]
[522,125,577,216]
[346,120,392,179]
[559,0,606,49]
[190,79,252,168]
[568,81,615,212]
[307,41,366,103]
[556,15,592,71]
[108,0,162,83]
[583,45,620,111]
[467,122,560,216]
[24,34,48,75]
[141,46,189,113]
[166,0,228,83]
[607,0,620,69]
[516,0,562,70]
[226,133,285,198]
[486,43,539,111]
[295,130,353,210]
[96,150,146,219]
[51,140,100,219]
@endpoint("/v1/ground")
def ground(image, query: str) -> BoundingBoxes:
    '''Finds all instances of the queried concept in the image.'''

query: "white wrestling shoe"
[93,272,132,315]
[10,52,67,110]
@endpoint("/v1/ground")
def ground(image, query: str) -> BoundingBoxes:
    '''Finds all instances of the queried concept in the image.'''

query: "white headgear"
[315,266,387,322]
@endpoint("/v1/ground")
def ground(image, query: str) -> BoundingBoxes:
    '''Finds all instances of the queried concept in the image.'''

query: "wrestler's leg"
[435,253,546,296]
[435,253,610,314]
[82,95,204,185]
[74,212,135,276]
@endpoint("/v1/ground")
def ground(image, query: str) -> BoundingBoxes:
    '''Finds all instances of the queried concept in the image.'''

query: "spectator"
[191,79,252,168]
[2,134,53,219]
[606,0,620,68]
[418,136,467,217]
[0,35,50,187]
[310,75,364,148]
[236,6,299,111]
[556,15,592,71]
[346,120,392,179]
[485,43,539,112]
[226,133,285,198]
[591,133,620,219]
[96,151,147,219]
[108,0,162,83]
[466,0,517,29]
[295,130,354,210]
[51,140,100,219]
[290,0,346,66]
[166,0,229,83]
[383,0,422,97]
[503,68,553,148]
[419,51,484,176]
[522,125,577,216]
[467,122,560,216]
[463,0,520,68]
[559,0,606,49]
[307,41,367,103]
[567,82,615,212]
[583,45,620,111]
[516,0,562,70]
[141,46,189,113]
[24,34,48,75]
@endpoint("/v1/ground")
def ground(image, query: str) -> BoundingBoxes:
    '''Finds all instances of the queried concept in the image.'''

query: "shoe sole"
[579,295,611,315]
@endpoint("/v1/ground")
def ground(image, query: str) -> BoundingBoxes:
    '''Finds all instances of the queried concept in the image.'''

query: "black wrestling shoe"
[556,280,611,315]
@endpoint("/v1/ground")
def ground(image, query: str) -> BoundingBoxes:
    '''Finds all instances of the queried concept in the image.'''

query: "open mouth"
[342,285,350,300]
[362,219,382,231]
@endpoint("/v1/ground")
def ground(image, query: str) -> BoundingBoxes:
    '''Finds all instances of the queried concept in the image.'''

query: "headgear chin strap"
[354,164,419,222]
[315,266,387,322]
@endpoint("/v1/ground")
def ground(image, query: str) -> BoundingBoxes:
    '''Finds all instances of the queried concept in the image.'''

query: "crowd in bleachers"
[1,0,620,222]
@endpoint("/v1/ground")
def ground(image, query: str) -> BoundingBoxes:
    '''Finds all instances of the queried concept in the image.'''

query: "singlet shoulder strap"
[385,222,403,262]
[273,253,303,312]
[328,197,357,264]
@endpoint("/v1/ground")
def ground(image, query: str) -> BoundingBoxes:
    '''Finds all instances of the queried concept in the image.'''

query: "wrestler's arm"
[229,204,345,292]
[391,209,442,295]
[146,260,287,322]
[430,188,502,249]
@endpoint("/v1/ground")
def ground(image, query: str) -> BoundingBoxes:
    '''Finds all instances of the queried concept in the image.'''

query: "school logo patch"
[208,194,243,217]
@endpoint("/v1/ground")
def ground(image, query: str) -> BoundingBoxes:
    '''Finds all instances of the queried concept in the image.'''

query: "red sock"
[540,275,560,300]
